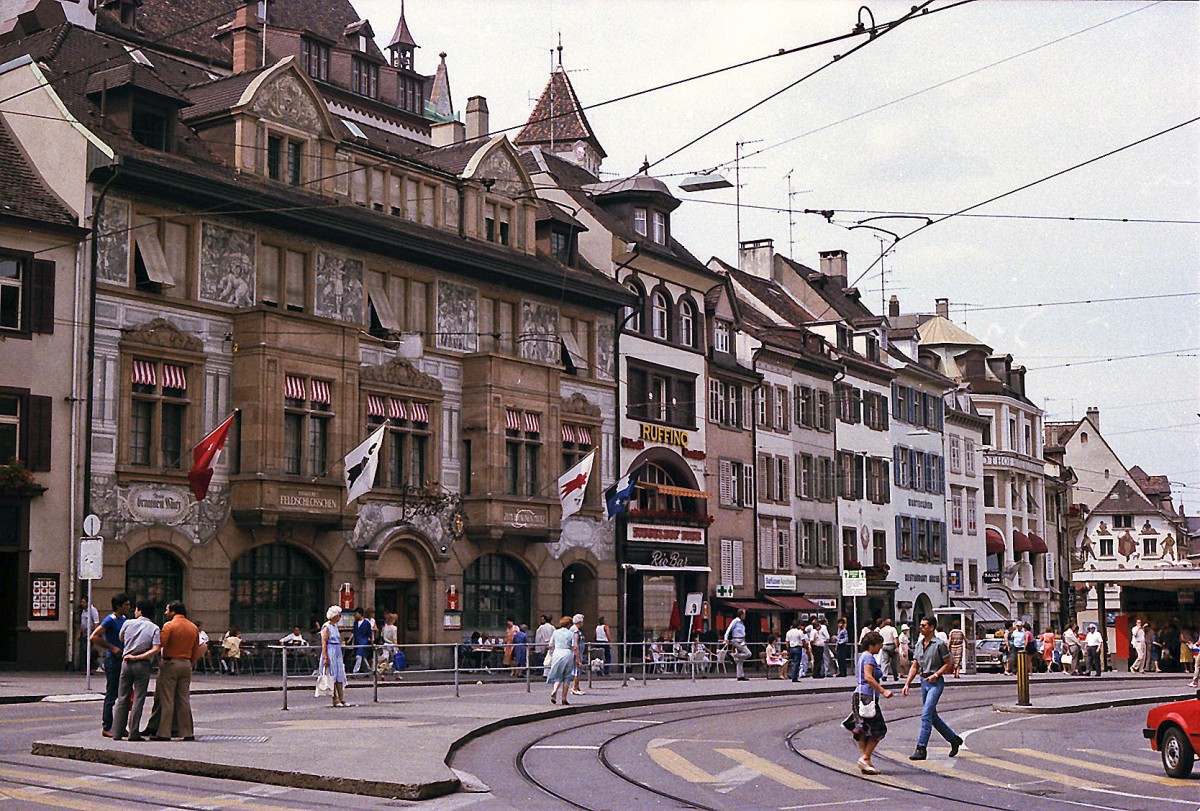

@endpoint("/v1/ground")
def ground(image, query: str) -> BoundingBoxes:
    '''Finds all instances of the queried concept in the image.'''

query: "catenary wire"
[1026,346,1199,371]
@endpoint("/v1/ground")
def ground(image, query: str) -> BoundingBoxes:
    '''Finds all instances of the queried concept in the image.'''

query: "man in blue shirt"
[724,609,751,681]
[89,592,130,738]
[351,608,374,673]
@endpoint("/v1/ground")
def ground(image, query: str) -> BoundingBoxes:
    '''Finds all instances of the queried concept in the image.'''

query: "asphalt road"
[452,680,1200,811]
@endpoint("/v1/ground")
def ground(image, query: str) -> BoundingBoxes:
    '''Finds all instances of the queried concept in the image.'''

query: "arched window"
[651,290,670,340]
[125,547,183,623]
[463,554,530,634]
[230,544,325,633]
[1080,432,1089,444]
[625,280,644,333]
[679,299,696,348]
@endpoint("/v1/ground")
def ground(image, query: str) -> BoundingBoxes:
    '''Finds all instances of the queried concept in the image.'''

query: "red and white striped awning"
[131,360,157,387]
[523,412,540,434]
[562,424,577,444]
[410,401,429,424]
[575,426,592,446]
[367,395,386,417]
[310,379,331,405]
[388,398,407,420]
[505,409,521,431]
[285,375,306,400]
[162,363,186,391]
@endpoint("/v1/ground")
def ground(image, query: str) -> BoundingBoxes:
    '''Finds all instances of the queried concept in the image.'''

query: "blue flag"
[605,464,643,519]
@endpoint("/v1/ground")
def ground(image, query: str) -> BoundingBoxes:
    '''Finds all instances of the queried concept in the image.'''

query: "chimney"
[431,120,465,147]
[466,95,489,141]
[818,249,848,284]
[1086,406,1100,430]
[738,239,773,280]
[230,1,262,74]
[935,298,949,318]
[888,295,900,318]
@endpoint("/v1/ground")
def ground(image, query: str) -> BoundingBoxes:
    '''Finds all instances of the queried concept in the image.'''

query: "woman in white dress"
[545,616,577,705]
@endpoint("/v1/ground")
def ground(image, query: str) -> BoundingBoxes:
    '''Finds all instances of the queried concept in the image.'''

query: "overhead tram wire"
[1026,346,1200,371]
[646,1,945,172]
[962,292,1199,313]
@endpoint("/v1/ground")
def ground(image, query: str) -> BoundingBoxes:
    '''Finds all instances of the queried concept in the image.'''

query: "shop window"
[230,544,325,632]
[463,554,531,635]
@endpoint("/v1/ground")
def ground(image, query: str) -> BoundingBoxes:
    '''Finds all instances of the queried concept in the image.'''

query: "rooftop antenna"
[783,169,812,257]
[734,139,763,244]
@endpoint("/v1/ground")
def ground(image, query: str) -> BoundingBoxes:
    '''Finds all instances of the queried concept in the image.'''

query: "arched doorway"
[230,544,324,633]
[375,542,424,645]
[125,547,184,625]
[913,593,934,626]
[463,554,530,636]
[562,563,597,623]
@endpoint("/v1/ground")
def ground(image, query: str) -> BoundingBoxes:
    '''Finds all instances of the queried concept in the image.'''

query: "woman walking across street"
[320,605,348,707]
[848,630,893,774]
[547,616,577,705]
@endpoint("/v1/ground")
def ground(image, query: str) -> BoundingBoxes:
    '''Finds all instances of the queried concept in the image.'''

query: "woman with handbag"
[849,630,893,774]
[318,605,347,707]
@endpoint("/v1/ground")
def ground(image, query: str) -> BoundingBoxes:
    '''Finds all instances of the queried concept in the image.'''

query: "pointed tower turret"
[387,0,417,70]
[514,45,606,175]
[428,51,454,120]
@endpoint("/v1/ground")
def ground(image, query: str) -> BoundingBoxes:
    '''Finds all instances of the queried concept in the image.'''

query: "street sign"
[82,514,101,537]
[715,584,734,599]
[684,592,703,617]
[79,538,104,580]
[841,569,867,597]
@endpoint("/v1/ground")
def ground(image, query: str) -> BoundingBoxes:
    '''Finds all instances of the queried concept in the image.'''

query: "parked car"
[975,638,1005,673]
[1144,689,1200,778]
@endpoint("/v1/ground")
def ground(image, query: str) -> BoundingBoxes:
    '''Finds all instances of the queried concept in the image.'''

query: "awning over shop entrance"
[764,595,825,612]
[985,528,1005,554]
[1028,532,1049,554]
[950,598,1009,624]
[644,483,709,499]
[1013,530,1033,554]
[718,599,779,613]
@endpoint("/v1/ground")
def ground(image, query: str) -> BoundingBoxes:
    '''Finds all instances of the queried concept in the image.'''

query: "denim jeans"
[789,646,805,680]
[918,676,957,747]
[102,652,121,732]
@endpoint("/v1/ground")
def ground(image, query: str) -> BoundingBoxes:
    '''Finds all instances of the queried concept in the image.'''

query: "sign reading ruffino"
[639,423,690,447]
[279,488,339,510]
[628,523,704,545]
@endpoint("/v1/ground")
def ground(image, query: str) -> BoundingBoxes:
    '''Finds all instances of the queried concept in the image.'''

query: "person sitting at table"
[221,628,242,675]
[467,630,490,671]
[279,627,306,646]
[690,641,711,673]
[647,637,665,672]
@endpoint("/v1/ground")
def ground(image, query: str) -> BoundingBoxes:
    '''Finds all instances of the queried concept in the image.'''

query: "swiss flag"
[188,411,237,501]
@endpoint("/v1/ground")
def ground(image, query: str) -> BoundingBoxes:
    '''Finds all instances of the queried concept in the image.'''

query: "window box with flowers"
[0,459,46,497]
[627,509,714,528]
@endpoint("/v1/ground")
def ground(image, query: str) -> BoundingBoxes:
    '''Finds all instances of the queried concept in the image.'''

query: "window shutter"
[30,259,55,334]
[779,456,790,502]
[893,446,902,485]
[793,386,802,425]
[937,456,946,494]
[881,396,889,430]
[780,528,793,568]
[780,386,790,430]
[720,538,733,583]
[757,454,769,501]
[895,515,903,558]
[719,459,733,506]
[881,460,890,504]
[742,465,754,507]
[26,394,52,471]
[854,455,865,500]
[759,523,774,570]
[732,540,745,586]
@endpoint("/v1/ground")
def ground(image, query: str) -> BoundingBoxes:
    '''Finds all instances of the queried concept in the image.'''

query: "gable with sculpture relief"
[462,137,531,197]
[248,69,329,136]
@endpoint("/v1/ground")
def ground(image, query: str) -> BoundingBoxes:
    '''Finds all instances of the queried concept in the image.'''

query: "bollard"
[1016,651,1030,706]
[453,642,460,698]
[621,641,628,687]
[372,644,379,703]
[281,646,289,711]
[526,653,531,693]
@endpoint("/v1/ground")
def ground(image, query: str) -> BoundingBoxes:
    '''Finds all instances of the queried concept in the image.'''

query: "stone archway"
[562,562,597,624]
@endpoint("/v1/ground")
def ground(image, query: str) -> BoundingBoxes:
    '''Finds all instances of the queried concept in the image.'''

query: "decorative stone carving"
[348,499,455,560]
[120,318,204,353]
[250,72,323,132]
[561,392,600,418]
[546,516,615,562]
[594,323,615,381]
[96,197,130,283]
[476,148,525,197]
[520,300,559,364]
[359,358,443,394]
[199,222,256,307]
[314,252,364,323]
[435,280,478,353]
[91,474,227,546]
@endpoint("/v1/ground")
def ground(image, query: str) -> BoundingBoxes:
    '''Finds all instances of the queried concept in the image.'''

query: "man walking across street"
[89,593,129,737]
[724,609,751,681]
[111,599,160,741]
[351,607,373,674]
[903,616,963,761]
[879,619,899,682]
[1085,623,1104,677]
[1130,618,1147,673]
[153,600,201,741]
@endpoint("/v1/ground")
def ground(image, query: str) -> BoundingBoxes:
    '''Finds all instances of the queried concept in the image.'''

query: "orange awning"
[646,483,709,499]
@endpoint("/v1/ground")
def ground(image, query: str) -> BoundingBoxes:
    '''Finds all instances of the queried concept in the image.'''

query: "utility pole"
[734,139,761,245]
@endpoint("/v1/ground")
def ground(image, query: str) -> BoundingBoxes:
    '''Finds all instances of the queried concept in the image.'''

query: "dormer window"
[714,320,731,354]
[131,106,169,150]
[550,231,570,264]
[633,207,647,237]
[652,211,666,244]
[352,57,380,99]
[301,39,329,81]
[267,135,303,185]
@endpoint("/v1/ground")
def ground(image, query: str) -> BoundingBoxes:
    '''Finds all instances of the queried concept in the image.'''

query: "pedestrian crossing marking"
[0,786,99,810]
[646,744,721,783]
[1072,747,1159,767]
[1006,747,1193,788]
[877,749,1013,789]
[715,748,827,789]
[957,750,1110,788]
[799,749,927,792]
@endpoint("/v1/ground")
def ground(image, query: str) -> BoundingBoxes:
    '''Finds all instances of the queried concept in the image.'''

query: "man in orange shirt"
[152,600,201,741]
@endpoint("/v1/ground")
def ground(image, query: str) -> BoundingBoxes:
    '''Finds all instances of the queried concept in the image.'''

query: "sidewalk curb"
[992,691,1195,714]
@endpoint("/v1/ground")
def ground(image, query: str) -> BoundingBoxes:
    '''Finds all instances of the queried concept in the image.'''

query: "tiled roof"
[775,253,876,323]
[0,115,76,226]
[1091,479,1155,515]
[181,69,264,121]
[727,266,816,326]
[417,138,483,175]
[84,62,192,104]
[514,67,605,158]
[917,315,990,349]
[387,10,417,49]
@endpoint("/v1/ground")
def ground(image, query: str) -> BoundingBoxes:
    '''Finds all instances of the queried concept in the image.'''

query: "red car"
[1144,688,1200,778]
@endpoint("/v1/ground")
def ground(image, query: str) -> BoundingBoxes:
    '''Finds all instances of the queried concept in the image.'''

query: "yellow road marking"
[0,766,309,811]
[715,748,827,790]
[646,744,720,783]
[799,749,926,792]
[957,750,1109,788]
[1073,747,1160,767]
[0,786,99,810]
[1006,747,1193,788]
[877,749,1013,789]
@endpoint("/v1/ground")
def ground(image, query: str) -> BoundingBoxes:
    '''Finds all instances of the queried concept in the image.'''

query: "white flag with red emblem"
[558,450,596,521]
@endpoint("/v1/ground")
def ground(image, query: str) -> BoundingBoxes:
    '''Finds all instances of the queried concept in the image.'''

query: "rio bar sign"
[640,423,689,448]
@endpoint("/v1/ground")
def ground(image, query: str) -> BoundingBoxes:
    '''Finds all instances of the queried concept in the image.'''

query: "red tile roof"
[0,116,77,226]
[515,67,605,158]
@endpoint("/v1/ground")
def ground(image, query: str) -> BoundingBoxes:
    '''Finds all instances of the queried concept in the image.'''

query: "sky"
[357,0,1200,505]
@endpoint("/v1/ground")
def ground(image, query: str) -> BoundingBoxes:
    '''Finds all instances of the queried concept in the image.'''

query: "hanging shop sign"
[639,423,691,448]
[628,523,705,545]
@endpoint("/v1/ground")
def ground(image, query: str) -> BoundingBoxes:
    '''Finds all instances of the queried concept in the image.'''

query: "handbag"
[315,668,334,698]
[858,693,878,719]
[543,651,553,668]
